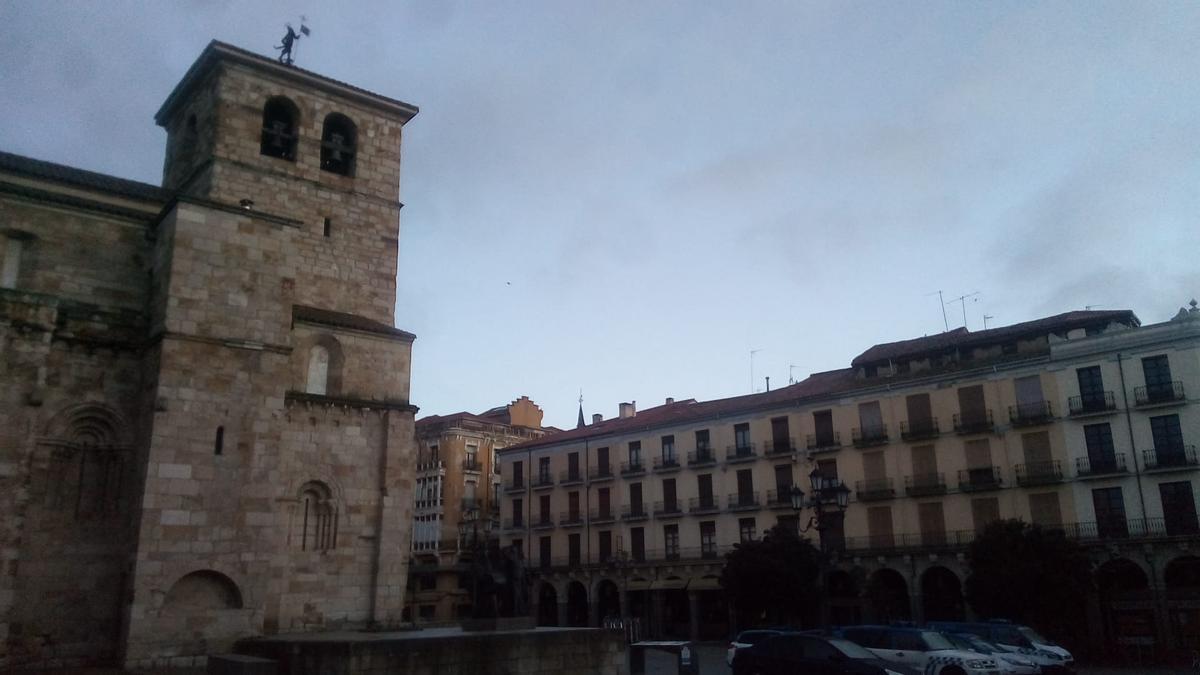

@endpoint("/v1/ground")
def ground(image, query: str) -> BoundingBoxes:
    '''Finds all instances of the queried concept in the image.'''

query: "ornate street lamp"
[788,469,850,629]
[459,509,498,618]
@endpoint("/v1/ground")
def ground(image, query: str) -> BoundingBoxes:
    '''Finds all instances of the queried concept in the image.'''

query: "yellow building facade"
[499,305,1200,655]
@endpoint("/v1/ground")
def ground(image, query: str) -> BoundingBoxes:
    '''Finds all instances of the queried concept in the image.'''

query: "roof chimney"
[665,397,675,405]
[618,401,636,419]
[592,413,603,424]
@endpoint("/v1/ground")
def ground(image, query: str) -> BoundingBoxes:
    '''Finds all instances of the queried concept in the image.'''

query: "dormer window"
[320,113,357,176]
[260,97,299,161]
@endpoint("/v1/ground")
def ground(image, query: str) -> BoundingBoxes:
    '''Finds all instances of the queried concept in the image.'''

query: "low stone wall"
[237,626,628,675]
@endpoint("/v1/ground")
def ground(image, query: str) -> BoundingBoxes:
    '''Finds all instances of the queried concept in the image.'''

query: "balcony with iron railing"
[766,488,795,509]
[953,410,994,435]
[806,432,842,454]
[462,457,482,473]
[904,473,947,497]
[620,460,646,476]
[852,424,889,448]
[653,500,684,518]
[1068,391,1117,417]
[1057,517,1200,540]
[688,496,721,515]
[765,438,796,456]
[1143,445,1199,471]
[532,473,555,490]
[1009,401,1054,427]
[727,491,761,511]
[1075,453,1128,478]
[590,507,617,524]
[900,418,940,442]
[688,448,717,466]
[855,478,895,501]
[503,479,526,494]
[589,465,614,482]
[559,469,585,486]
[416,459,446,474]
[502,518,525,531]
[841,529,977,554]
[621,504,649,521]
[531,514,555,530]
[652,455,682,473]
[559,510,585,528]
[957,466,1003,492]
[1015,460,1064,486]
[725,443,758,463]
[1134,381,1186,407]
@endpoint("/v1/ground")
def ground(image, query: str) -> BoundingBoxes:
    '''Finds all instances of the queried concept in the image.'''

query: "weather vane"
[275,16,311,65]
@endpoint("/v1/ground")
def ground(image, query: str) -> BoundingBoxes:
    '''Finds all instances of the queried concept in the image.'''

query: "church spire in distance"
[576,390,585,429]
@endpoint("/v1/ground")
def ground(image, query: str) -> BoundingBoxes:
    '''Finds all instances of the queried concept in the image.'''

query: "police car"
[837,626,1002,675]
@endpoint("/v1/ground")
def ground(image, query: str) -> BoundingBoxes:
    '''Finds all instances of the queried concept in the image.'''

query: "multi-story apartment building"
[498,303,1200,655]
[407,397,553,623]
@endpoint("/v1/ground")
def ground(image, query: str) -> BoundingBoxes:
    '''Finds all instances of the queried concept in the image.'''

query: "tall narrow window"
[306,345,330,395]
[214,426,224,455]
[700,521,717,557]
[1,235,23,289]
[663,524,680,560]
[320,113,357,176]
[298,481,336,551]
[260,97,299,160]
[323,217,332,237]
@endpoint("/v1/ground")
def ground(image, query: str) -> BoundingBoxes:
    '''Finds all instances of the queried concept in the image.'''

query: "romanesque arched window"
[41,404,129,520]
[320,113,357,176]
[260,97,299,160]
[298,481,337,551]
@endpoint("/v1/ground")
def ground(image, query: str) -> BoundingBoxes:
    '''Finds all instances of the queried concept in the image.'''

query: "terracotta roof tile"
[0,150,168,202]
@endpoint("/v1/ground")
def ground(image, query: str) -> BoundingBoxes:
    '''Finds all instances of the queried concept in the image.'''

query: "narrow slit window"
[323,217,332,237]
[214,426,224,455]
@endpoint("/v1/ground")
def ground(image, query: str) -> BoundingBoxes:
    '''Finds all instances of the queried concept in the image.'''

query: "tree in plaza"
[720,524,821,628]
[964,519,1093,644]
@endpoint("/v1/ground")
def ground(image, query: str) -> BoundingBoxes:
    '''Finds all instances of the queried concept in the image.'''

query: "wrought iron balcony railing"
[1068,391,1116,416]
[1075,453,1127,477]
[620,460,646,476]
[725,443,758,463]
[503,479,526,493]
[765,438,796,456]
[621,504,649,521]
[559,510,584,527]
[904,473,947,497]
[855,478,895,501]
[806,432,842,453]
[1009,401,1054,427]
[687,448,717,466]
[462,457,481,472]
[652,455,681,472]
[532,473,555,489]
[727,491,761,511]
[900,418,940,441]
[590,507,617,524]
[766,488,796,508]
[953,410,994,435]
[1134,381,1185,407]
[652,500,684,518]
[1014,460,1064,486]
[688,496,721,514]
[957,466,1003,492]
[559,469,584,485]
[589,465,614,481]
[852,424,889,448]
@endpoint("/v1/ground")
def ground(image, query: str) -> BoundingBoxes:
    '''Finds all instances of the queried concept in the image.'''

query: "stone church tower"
[0,41,420,669]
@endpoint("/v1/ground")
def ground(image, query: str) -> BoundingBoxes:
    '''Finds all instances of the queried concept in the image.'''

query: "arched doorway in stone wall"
[827,569,863,626]
[1165,556,1200,651]
[597,579,621,622]
[866,568,910,623]
[921,566,965,621]
[566,581,588,627]
[1096,558,1154,655]
[536,582,559,626]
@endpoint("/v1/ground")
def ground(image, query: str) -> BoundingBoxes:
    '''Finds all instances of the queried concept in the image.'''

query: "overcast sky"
[2,2,1198,428]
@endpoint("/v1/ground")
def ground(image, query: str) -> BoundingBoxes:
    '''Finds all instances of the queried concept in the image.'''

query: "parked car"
[836,625,1002,675]
[727,629,785,667]
[731,632,920,675]
[927,621,1073,672]
[942,631,1042,674]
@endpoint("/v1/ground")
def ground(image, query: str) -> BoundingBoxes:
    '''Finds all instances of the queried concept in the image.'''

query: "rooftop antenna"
[946,291,980,329]
[926,290,949,332]
[789,364,800,385]
[983,314,995,329]
[749,349,763,393]
[275,16,311,65]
